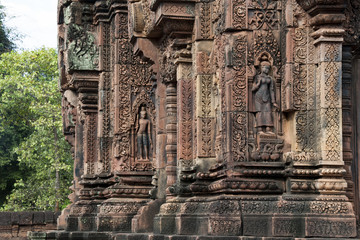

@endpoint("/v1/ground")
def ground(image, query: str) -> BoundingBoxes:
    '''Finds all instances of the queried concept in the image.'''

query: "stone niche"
[30,0,360,239]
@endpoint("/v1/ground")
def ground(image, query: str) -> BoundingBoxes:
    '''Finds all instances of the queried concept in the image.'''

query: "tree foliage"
[0,3,16,53]
[0,1,23,206]
[0,48,73,211]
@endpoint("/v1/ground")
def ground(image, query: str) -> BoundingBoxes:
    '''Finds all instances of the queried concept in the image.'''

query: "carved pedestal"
[249,133,284,162]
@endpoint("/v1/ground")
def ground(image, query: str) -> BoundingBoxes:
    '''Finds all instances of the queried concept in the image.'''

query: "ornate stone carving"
[209,218,242,236]
[165,82,177,191]
[273,218,301,237]
[55,0,360,238]
[196,2,212,39]
[232,0,247,29]
[100,202,144,215]
[229,34,248,162]
[276,200,305,214]
[252,55,279,134]
[84,112,97,176]
[290,179,347,193]
[309,201,351,214]
[198,75,215,158]
[136,106,152,161]
[323,44,341,162]
[66,23,98,71]
[306,218,356,237]
[70,203,97,215]
[209,200,240,215]
[112,13,155,172]
[242,201,271,214]
[62,90,78,149]
[231,112,248,162]
[344,0,360,44]
[208,178,284,193]
[248,51,284,162]
[249,30,281,66]
[248,0,281,30]
[179,63,194,165]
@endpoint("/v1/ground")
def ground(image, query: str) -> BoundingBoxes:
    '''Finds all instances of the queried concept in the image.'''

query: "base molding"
[28,195,358,239]
[154,195,357,238]
[28,231,357,240]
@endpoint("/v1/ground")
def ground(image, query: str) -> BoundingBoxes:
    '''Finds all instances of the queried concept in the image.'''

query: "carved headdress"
[259,54,271,67]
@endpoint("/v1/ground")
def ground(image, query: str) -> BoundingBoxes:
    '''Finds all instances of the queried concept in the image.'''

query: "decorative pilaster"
[165,82,177,192]
[73,76,99,179]
[291,0,357,237]
[194,40,217,172]
[177,49,194,168]
[291,0,348,192]
[64,74,100,232]
[97,20,112,175]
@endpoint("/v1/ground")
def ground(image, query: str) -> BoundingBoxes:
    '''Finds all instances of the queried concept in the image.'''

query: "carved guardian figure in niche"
[136,106,152,161]
[252,56,279,134]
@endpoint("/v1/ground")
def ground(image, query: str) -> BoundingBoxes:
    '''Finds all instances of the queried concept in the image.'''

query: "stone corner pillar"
[293,0,358,238]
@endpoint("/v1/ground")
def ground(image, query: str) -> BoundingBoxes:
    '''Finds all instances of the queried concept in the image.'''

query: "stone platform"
[29,232,359,240]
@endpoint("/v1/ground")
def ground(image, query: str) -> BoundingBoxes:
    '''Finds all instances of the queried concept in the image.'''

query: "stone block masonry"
[0,211,59,240]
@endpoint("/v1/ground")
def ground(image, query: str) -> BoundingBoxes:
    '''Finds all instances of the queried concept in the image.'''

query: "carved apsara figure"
[252,59,279,134]
[136,106,152,160]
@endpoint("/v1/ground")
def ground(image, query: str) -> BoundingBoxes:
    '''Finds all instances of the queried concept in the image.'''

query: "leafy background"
[0,3,73,211]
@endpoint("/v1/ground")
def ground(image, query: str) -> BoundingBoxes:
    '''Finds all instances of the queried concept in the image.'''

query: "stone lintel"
[154,2,195,28]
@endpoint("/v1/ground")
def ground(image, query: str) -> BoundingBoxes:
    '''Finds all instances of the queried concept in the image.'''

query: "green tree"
[0,48,73,211]
[0,1,19,206]
[0,3,16,53]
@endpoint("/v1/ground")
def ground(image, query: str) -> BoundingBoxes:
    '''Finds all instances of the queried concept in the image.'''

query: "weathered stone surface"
[0,212,11,226]
[0,211,58,240]
[32,0,360,238]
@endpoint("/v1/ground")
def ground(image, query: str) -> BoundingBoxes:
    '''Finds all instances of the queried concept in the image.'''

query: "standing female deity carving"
[252,59,279,134]
[136,106,152,160]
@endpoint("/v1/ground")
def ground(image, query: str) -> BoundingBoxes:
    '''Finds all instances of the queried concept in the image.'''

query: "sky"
[2,0,58,50]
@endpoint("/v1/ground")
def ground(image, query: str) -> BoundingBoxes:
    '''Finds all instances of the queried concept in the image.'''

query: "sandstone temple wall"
[28,0,360,239]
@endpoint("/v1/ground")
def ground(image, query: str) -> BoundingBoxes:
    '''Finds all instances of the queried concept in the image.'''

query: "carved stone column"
[97,20,112,176]
[165,82,177,193]
[66,75,99,232]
